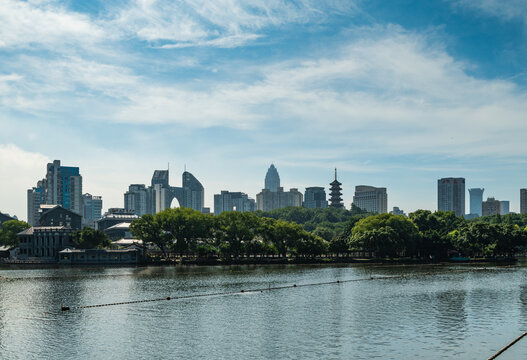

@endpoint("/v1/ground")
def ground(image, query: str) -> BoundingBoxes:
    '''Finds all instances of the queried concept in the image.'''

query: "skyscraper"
[264,164,280,192]
[124,169,206,215]
[304,187,328,209]
[329,168,343,209]
[500,200,510,215]
[214,191,256,215]
[82,193,103,227]
[521,189,527,214]
[182,171,205,212]
[124,184,149,216]
[256,187,303,211]
[437,178,465,217]
[352,186,388,214]
[468,188,484,217]
[27,160,83,226]
[482,197,501,216]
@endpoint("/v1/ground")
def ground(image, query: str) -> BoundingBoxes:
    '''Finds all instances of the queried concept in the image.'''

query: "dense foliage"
[72,228,111,249]
[128,207,527,260]
[130,208,328,259]
[0,220,31,248]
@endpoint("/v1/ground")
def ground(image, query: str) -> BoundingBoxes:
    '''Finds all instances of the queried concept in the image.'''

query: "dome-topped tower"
[329,168,343,208]
[264,164,280,192]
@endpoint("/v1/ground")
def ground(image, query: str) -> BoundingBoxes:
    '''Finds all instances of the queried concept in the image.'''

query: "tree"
[130,214,167,257]
[350,213,420,258]
[214,212,260,259]
[0,220,30,248]
[72,227,111,249]
[156,208,213,256]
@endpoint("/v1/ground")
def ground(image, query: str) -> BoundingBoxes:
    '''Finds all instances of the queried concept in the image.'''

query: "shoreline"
[0,256,519,270]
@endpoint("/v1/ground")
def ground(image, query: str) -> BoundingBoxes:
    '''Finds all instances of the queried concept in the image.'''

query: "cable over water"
[61,266,500,311]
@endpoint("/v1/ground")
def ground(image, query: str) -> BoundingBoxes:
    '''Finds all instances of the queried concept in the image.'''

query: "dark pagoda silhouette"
[329,168,343,208]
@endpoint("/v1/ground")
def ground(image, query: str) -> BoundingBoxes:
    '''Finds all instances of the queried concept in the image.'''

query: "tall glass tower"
[264,164,280,192]
[468,188,484,216]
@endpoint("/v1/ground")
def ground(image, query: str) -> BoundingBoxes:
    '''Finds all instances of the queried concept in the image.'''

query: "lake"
[1,263,526,359]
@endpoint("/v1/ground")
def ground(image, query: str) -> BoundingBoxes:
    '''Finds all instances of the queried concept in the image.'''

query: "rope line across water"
[62,267,498,311]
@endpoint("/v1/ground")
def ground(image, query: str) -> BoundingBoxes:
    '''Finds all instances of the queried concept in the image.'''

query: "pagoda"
[329,168,343,208]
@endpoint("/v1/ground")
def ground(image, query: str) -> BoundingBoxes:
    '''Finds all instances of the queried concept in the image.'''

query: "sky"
[1,0,527,220]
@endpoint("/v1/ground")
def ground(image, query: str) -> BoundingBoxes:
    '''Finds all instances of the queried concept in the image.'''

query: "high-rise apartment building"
[214,191,256,215]
[468,188,484,217]
[482,197,501,216]
[264,164,280,192]
[27,160,83,226]
[437,178,465,217]
[124,184,149,216]
[352,186,388,214]
[82,193,103,227]
[500,200,510,215]
[521,189,527,214]
[256,187,303,211]
[304,187,328,209]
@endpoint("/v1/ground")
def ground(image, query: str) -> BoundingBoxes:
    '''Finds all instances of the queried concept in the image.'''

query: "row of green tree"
[130,208,328,259]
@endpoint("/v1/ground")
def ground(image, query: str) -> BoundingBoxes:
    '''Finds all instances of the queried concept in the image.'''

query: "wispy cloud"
[451,0,527,24]
[110,0,357,48]
[0,0,104,49]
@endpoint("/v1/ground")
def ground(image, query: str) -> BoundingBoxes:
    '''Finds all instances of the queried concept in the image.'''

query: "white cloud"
[0,0,104,49]
[0,144,50,220]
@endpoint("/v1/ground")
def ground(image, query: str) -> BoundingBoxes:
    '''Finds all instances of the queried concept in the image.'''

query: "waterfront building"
[256,187,303,211]
[38,205,82,230]
[264,164,280,192]
[58,248,142,264]
[329,169,343,209]
[123,169,206,215]
[437,178,465,217]
[95,208,138,231]
[500,200,510,215]
[303,187,328,209]
[214,191,256,215]
[27,160,83,225]
[521,189,527,214]
[17,226,74,259]
[390,207,406,216]
[482,197,501,216]
[82,193,102,227]
[468,188,484,217]
[353,186,388,214]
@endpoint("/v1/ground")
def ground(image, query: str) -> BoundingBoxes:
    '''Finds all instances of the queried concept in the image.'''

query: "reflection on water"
[1,264,527,359]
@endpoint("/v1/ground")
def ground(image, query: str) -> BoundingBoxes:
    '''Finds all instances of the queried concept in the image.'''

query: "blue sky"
[1,0,527,219]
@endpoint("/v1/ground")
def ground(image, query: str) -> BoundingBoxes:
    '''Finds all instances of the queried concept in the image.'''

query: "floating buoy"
[166,297,171,300]
[61,306,70,311]
[241,290,244,293]
[293,284,297,287]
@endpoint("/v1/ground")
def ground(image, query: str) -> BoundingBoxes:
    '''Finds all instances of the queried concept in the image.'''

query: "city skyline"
[2,1,527,218]
[4,157,527,221]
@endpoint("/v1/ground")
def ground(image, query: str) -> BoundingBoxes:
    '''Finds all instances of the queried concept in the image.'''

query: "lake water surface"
[1,263,527,359]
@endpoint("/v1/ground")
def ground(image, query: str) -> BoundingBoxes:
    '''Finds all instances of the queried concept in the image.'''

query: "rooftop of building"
[105,222,132,231]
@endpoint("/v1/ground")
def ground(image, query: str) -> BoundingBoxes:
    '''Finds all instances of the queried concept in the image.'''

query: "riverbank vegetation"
[129,207,527,261]
[0,220,30,248]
